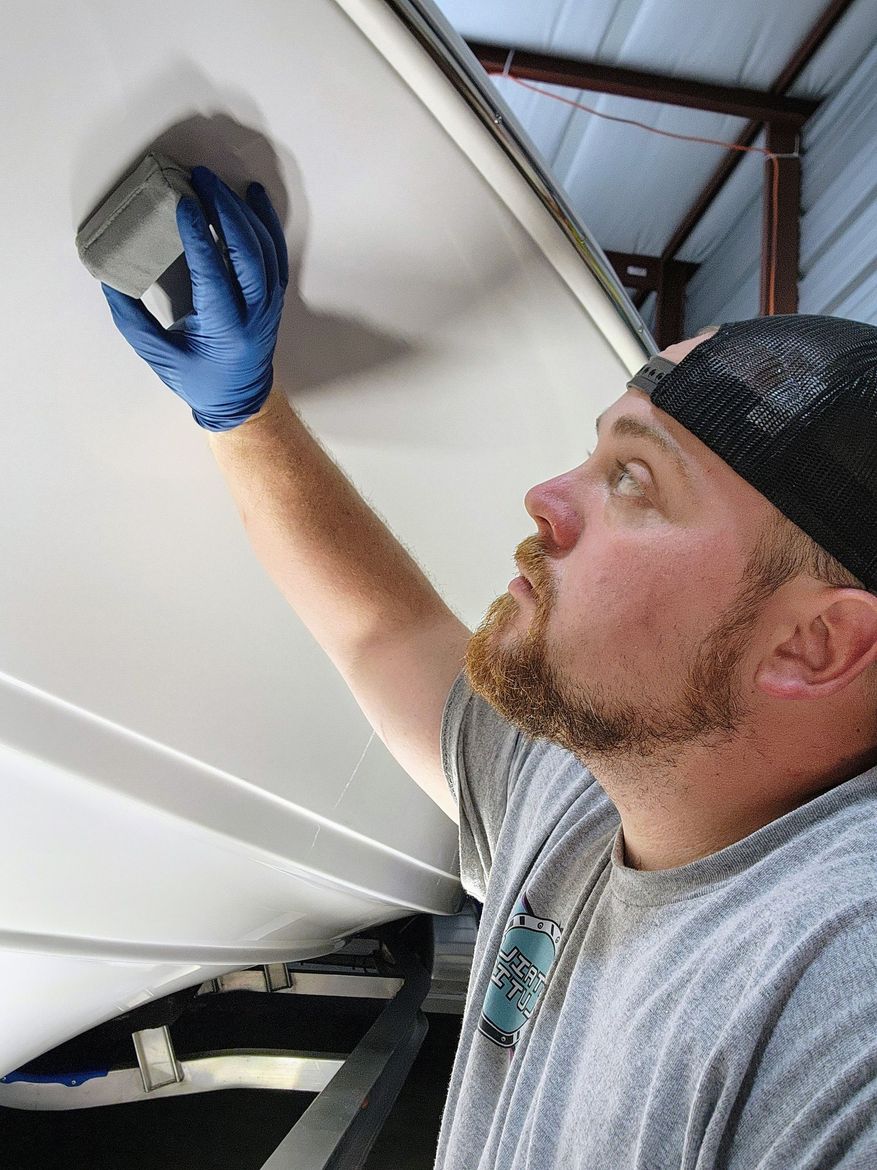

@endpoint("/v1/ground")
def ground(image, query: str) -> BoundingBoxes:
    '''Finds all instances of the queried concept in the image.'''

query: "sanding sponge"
[75,153,195,297]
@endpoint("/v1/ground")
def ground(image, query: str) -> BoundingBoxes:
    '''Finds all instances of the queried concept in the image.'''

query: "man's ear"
[755,588,877,700]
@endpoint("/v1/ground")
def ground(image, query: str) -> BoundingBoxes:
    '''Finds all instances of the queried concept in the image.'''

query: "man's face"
[465,336,777,763]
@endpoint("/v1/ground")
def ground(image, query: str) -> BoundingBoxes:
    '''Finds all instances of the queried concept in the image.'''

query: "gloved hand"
[102,165,289,431]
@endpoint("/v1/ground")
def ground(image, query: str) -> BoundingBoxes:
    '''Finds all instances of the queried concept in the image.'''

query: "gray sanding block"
[75,153,195,297]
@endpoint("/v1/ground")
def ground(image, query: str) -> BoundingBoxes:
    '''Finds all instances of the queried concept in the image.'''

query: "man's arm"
[207,386,469,822]
[101,165,468,822]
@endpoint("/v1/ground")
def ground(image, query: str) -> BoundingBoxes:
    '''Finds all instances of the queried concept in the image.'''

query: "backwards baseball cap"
[626,314,877,591]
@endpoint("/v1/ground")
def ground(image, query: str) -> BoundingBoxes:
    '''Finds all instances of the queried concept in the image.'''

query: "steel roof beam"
[472,0,855,325]
[606,252,698,348]
[660,0,857,265]
[469,42,818,124]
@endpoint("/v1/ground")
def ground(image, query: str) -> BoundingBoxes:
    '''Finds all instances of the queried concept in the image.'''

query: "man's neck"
[590,734,870,873]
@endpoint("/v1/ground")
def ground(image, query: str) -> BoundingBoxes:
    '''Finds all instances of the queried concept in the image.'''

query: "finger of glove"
[246,182,289,290]
[228,185,279,297]
[102,284,173,356]
[175,195,238,328]
[190,168,267,310]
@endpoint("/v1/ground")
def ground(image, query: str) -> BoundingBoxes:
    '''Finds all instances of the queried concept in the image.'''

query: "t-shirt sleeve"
[440,669,532,901]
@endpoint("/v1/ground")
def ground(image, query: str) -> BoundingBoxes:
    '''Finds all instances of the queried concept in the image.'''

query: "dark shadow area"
[0,1002,462,1170]
[363,1014,462,1169]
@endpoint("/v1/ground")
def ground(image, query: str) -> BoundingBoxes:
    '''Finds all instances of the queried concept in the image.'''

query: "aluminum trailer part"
[1,942,431,1170]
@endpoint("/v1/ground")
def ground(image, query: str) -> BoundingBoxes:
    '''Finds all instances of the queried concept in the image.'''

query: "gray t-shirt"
[434,671,877,1169]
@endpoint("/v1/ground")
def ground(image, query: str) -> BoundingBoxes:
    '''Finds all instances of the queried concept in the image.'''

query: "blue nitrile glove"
[102,166,289,431]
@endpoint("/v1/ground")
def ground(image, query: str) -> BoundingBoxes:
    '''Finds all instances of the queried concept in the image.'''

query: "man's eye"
[611,461,643,495]
[585,450,644,497]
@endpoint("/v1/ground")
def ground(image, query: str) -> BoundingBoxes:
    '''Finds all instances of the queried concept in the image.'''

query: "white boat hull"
[0,0,647,1076]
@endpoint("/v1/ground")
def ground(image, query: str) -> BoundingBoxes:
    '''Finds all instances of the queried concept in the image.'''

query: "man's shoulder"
[727,789,877,987]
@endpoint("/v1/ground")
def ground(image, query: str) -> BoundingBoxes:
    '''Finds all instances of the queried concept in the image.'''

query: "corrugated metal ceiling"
[431,0,877,264]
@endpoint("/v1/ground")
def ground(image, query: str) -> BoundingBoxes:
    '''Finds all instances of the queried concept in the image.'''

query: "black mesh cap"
[629,315,877,591]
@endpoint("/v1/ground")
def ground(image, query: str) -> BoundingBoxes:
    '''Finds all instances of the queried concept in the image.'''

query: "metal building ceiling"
[431,0,877,285]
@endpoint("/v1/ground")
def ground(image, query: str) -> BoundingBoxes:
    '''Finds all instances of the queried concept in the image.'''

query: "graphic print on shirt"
[479,891,562,1049]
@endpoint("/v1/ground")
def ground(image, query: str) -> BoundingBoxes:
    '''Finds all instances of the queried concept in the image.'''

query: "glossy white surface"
[0,0,642,1075]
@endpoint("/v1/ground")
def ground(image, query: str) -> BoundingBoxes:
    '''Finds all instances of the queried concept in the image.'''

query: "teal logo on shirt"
[479,892,562,1049]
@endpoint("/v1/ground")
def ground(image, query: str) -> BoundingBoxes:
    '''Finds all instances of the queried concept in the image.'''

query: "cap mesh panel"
[647,315,877,591]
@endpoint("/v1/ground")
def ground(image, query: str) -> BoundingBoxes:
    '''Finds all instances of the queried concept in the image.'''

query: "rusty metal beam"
[772,0,860,93]
[659,129,759,265]
[605,252,698,347]
[660,0,856,266]
[472,0,854,324]
[604,251,662,293]
[760,124,800,314]
[657,260,699,348]
[469,42,817,123]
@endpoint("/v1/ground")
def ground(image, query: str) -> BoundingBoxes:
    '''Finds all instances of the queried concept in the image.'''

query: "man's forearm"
[102,168,468,814]
[206,384,456,667]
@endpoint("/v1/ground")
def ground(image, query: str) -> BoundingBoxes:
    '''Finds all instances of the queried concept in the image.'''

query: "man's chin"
[465,622,539,712]
[466,593,518,661]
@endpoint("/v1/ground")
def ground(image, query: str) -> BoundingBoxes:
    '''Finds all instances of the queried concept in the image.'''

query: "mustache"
[514,534,554,599]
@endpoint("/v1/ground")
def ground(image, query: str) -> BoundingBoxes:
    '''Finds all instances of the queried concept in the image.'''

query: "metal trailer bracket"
[0,938,432,1170]
[260,945,430,1169]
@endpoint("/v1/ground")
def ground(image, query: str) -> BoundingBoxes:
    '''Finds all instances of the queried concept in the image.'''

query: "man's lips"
[514,561,532,585]
[509,573,535,598]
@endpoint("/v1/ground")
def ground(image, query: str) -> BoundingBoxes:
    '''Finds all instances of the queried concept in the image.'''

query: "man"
[103,166,877,1167]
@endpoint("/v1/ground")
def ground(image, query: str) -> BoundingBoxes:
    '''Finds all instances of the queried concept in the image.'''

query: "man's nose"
[524,470,583,552]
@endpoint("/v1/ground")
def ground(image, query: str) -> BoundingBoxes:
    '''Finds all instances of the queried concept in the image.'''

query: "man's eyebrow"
[594,411,692,487]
